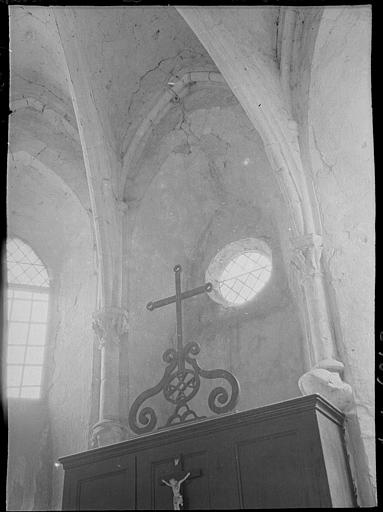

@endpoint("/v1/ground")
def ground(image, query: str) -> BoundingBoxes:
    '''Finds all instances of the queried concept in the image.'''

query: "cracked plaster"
[7,157,97,510]
[124,92,304,429]
[10,7,73,112]
[48,240,97,510]
[68,6,216,156]
[9,111,90,210]
[306,6,375,503]
[7,157,93,272]
[6,4,375,507]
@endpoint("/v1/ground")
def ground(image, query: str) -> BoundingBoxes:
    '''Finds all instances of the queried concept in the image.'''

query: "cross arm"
[147,282,212,311]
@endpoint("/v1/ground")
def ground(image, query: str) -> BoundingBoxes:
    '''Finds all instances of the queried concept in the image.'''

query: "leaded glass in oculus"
[219,251,272,305]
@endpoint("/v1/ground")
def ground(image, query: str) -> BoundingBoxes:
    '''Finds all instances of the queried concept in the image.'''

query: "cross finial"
[128,265,239,435]
[146,265,212,356]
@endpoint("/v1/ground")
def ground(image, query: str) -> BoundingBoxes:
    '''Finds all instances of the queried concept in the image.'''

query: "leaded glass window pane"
[6,238,49,287]
[219,251,272,305]
[5,238,50,399]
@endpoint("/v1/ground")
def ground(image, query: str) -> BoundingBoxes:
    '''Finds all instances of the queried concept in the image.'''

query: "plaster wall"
[9,6,74,120]
[48,233,97,510]
[7,4,374,507]
[7,156,83,273]
[6,402,51,510]
[125,88,305,430]
[6,159,97,510]
[66,6,215,158]
[9,111,88,210]
[306,6,375,501]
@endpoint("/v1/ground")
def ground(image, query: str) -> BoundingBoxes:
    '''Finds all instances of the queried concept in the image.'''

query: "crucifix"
[159,455,202,510]
[128,264,240,435]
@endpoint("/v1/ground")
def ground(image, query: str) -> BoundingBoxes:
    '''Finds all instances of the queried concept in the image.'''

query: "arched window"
[5,238,50,399]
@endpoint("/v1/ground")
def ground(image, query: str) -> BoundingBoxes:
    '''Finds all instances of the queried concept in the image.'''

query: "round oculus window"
[206,239,272,307]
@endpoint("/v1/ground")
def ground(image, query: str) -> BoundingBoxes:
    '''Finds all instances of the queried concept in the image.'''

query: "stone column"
[90,307,129,447]
[291,233,353,411]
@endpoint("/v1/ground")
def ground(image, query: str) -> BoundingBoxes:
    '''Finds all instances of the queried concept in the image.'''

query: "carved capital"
[298,359,354,412]
[92,307,129,349]
[290,233,323,281]
[90,419,129,448]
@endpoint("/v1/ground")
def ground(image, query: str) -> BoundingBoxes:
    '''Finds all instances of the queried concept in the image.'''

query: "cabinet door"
[63,455,136,510]
[223,413,331,509]
[136,433,239,510]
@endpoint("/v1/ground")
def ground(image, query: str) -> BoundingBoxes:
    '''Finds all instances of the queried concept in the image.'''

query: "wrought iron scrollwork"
[184,341,239,415]
[128,339,239,434]
[128,265,240,435]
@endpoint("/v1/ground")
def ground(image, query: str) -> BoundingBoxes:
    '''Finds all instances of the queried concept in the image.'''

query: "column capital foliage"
[92,307,129,348]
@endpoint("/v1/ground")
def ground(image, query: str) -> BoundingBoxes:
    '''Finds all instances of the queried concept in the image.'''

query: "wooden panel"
[77,470,132,510]
[62,473,78,511]
[73,456,136,510]
[207,431,240,510]
[316,412,356,507]
[136,441,211,510]
[154,451,209,510]
[59,396,354,510]
[235,430,309,509]
[291,409,333,508]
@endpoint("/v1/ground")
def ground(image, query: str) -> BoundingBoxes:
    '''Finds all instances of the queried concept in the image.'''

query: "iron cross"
[128,264,239,434]
[147,265,212,358]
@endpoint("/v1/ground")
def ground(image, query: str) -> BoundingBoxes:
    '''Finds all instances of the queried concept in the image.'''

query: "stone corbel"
[92,307,129,349]
[291,234,354,412]
[298,359,354,412]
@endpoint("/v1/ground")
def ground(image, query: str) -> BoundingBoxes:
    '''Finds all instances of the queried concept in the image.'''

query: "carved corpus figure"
[162,472,190,510]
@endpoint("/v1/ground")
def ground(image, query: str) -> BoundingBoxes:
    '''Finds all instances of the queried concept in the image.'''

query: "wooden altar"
[59,394,356,510]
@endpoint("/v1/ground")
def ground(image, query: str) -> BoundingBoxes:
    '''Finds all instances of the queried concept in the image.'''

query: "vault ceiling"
[8,5,280,211]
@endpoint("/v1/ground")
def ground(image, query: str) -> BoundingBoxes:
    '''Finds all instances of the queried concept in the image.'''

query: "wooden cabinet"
[59,394,356,510]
